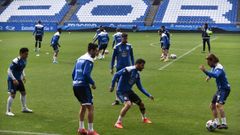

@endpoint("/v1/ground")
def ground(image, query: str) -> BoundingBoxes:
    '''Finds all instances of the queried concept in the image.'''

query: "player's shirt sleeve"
[130,46,134,65]
[33,26,36,35]
[204,69,222,78]
[8,60,18,80]
[110,47,117,69]
[136,77,151,97]
[111,68,126,88]
[72,63,76,80]
[83,61,95,85]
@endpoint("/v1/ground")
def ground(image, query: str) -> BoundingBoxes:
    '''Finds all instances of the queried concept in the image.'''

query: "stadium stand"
[0,0,239,31]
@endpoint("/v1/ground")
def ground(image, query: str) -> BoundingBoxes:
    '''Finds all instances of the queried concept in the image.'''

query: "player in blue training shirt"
[92,25,105,41]
[158,28,170,62]
[110,33,134,105]
[110,59,154,129]
[200,54,230,129]
[33,20,44,56]
[50,28,62,64]
[6,48,33,116]
[112,28,122,48]
[72,43,99,135]
[93,29,109,59]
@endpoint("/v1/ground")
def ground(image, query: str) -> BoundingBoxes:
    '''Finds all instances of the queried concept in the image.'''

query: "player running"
[33,20,44,56]
[93,29,109,59]
[110,59,154,129]
[201,23,212,53]
[112,28,122,48]
[158,28,170,62]
[199,54,230,129]
[6,48,33,116]
[50,28,62,64]
[72,43,99,135]
[110,33,134,105]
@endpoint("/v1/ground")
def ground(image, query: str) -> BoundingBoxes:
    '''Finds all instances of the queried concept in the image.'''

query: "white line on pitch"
[0,130,61,135]
[158,37,218,71]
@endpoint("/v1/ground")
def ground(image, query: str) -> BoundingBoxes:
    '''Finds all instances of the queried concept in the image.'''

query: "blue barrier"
[0,22,58,31]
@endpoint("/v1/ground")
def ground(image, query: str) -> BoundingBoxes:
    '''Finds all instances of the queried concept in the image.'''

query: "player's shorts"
[117,90,142,105]
[8,80,25,94]
[212,89,231,105]
[35,35,43,41]
[51,45,59,53]
[99,44,108,50]
[73,85,93,105]
[162,44,170,50]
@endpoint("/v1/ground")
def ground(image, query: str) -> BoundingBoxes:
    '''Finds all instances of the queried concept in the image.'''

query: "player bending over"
[110,33,134,105]
[110,59,154,129]
[50,28,62,64]
[33,20,44,56]
[72,43,99,135]
[199,54,230,129]
[6,48,33,116]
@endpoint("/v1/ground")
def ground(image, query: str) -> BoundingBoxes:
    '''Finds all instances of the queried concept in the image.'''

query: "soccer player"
[159,29,170,62]
[6,47,33,116]
[72,43,99,135]
[50,28,62,64]
[201,23,211,53]
[110,33,134,105]
[112,28,122,48]
[199,54,230,129]
[92,25,105,41]
[110,59,154,129]
[93,29,109,59]
[158,26,170,59]
[33,20,44,56]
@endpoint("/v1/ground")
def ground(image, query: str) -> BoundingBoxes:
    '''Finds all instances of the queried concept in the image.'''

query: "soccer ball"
[206,30,213,36]
[105,50,109,55]
[170,54,177,59]
[206,120,217,132]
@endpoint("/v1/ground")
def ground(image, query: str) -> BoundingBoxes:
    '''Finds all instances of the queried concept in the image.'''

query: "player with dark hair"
[93,29,109,59]
[33,20,44,56]
[110,59,154,129]
[6,47,33,116]
[200,53,230,129]
[72,43,99,135]
[51,28,62,64]
[110,33,135,105]
[158,26,170,59]
[159,29,170,62]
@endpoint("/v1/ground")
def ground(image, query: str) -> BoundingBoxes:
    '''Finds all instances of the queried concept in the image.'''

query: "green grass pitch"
[0,32,240,135]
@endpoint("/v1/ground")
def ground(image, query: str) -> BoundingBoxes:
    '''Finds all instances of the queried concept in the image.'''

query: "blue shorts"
[117,91,142,105]
[98,44,108,50]
[52,45,59,53]
[73,85,93,105]
[162,44,170,50]
[8,80,25,94]
[212,89,230,105]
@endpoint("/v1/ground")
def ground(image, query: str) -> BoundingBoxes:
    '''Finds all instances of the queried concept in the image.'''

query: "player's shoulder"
[54,32,60,36]
[114,43,121,49]
[215,63,224,70]
[125,66,136,72]
[35,24,44,28]
[79,53,94,63]
[12,57,20,64]
[126,43,132,47]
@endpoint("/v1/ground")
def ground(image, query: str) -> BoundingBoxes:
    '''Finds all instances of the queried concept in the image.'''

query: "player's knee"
[125,101,132,108]
[216,103,224,110]
[20,91,26,96]
[10,94,16,98]
[209,103,216,110]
